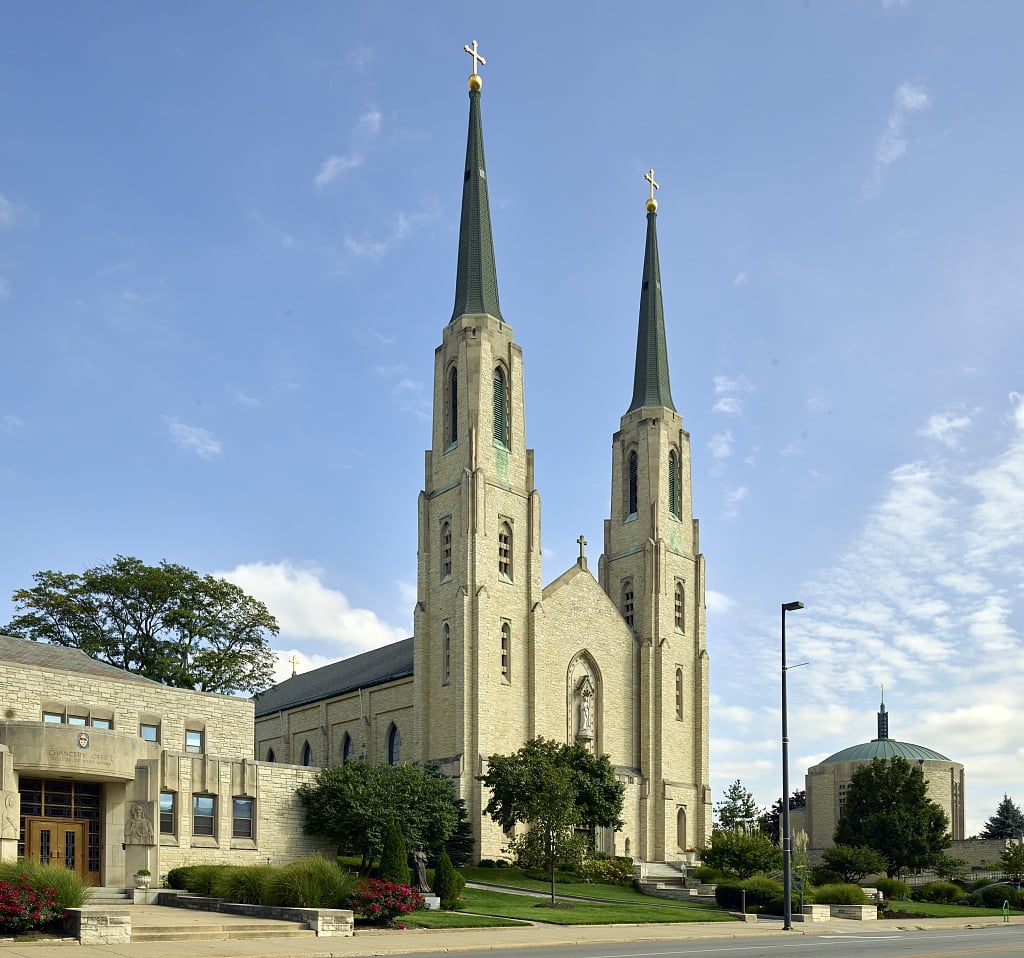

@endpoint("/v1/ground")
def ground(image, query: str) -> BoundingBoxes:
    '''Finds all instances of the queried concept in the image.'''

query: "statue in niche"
[577,675,595,741]
[1,794,17,839]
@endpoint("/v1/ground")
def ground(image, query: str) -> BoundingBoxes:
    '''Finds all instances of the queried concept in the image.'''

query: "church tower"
[599,174,711,858]
[412,44,543,857]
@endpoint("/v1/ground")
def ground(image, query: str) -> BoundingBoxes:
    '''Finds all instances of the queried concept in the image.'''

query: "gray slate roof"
[0,634,160,685]
[253,637,414,717]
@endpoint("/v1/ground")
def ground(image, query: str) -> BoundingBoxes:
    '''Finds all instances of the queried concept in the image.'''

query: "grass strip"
[403,910,529,929]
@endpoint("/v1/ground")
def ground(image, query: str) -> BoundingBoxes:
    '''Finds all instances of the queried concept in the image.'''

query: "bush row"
[0,861,91,935]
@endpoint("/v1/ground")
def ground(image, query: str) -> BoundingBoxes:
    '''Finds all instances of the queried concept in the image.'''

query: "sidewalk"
[1,908,1022,958]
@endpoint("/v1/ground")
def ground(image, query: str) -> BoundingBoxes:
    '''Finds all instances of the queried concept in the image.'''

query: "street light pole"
[781,600,804,931]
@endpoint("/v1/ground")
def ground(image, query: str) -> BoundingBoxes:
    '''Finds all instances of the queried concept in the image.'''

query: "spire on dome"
[627,169,676,414]
[876,685,889,740]
[450,40,503,324]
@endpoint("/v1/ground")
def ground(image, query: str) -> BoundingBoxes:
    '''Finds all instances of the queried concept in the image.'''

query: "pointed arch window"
[668,450,682,518]
[674,581,685,632]
[622,581,634,628]
[447,366,459,448]
[266,748,275,763]
[500,622,511,682]
[341,733,354,764]
[441,521,452,580]
[675,668,684,720]
[628,451,638,517]
[493,366,509,447]
[387,724,401,765]
[442,622,451,685]
[300,741,313,767]
[498,521,512,579]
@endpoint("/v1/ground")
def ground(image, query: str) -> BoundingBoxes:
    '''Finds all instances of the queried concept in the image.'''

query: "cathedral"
[254,46,711,863]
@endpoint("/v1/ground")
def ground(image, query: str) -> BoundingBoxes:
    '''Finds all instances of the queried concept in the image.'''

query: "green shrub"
[913,881,962,904]
[812,883,867,905]
[180,864,226,896]
[165,866,193,890]
[809,866,843,886]
[692,865,724,882]
[431,848,465,910]
[714,876,783,913]
[874,877,910,901]
[212,865,275,905]
[477,859,496,868]
[0,861,91,912]
[377,819,411,885]
[968,883,1022,909]
[495,859,511,868]
[579,856,635,886]
[268,854,356,909]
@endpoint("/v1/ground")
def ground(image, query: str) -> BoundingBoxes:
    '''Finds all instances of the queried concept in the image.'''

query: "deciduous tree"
[700,828,782,879]
[297,762,458,874]
[821,844,886,883]
[479,738,624,903]
[3,556,278,694]
[833,757,951,877]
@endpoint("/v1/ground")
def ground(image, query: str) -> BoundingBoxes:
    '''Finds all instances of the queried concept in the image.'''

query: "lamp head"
[782,601,804,612]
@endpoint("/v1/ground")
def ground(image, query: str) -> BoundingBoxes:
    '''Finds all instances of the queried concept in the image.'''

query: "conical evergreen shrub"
[431,847,465,910]
[377,818,411,885]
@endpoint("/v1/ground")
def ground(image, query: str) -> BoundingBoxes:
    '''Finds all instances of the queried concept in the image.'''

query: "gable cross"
[577,534,587,560]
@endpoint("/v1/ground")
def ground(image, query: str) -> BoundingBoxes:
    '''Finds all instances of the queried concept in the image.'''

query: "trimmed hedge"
[912,881,963,904]
[873,877,910,901]
[812,883,867,905]
[714,876,783,914]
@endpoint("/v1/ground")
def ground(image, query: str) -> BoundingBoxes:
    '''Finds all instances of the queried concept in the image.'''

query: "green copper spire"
[450,44,503,324]
[627,171,676,413]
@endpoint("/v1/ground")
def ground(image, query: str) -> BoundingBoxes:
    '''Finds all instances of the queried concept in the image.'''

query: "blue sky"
[2,2,1022,837]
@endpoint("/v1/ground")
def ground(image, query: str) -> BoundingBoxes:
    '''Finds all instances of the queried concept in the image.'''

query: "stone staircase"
[130,918,316,942]
[86,886,133,905]
[635,861,717,902]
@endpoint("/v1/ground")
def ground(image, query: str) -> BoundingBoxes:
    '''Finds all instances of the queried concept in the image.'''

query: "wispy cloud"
[165,417,223,460]
[0,194,20,229]
[866,81,930,195]
[313,108,383,190]
[1,414,25,435]
[919,409,974,448]
[709,431,734,460]
[343,205,439,260]
[723,485,749,518]
[732,271,748,288]
[713,374,753,416]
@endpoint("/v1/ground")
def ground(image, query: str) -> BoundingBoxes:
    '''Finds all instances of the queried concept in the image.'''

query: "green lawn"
[884,901,1024,919]
[403,909,528,929]
[456,887,737,925]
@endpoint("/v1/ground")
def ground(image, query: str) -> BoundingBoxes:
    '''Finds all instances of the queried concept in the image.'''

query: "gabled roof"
[253,637,414,717]
[0,634,160,686]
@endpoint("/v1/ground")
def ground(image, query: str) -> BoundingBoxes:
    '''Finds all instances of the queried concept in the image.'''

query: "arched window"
[676,807,687,851]
[498,521,512,579]
[493,366,509,446]
[675,668,684,720]
[622,581,634,628]
[341,732,354,764]
[441,521,452,580]
[628,451,638,517]
[387,724,401,765]
[442,623,451,684]
[500,622,511,681]
[266,748,275,763]
[300,741,313,767]
[447,366,458,447]
[668,450,681,518]
[674,581,685,632]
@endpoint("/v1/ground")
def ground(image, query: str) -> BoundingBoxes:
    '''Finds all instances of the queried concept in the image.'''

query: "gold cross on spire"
[644,169,660,212]
[464,40,486,89]
[290,654,300,676]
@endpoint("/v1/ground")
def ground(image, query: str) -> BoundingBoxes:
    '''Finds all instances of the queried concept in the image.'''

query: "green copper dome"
[820,739,950,765]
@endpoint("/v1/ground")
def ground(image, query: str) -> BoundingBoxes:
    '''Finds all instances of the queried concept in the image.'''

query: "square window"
[42,711,64,724]
[232,798,254,839]
[185,729,204,754]
[140,723,159,743]
[192,794,216,837]
[159,792,176,835]
[91,717,112,730]
[67,715,88,726]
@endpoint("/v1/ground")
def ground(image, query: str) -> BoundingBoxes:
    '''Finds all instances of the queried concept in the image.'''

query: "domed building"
[796,695,965,861]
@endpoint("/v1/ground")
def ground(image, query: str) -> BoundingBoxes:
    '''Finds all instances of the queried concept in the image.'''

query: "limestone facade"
[0,637,330,886]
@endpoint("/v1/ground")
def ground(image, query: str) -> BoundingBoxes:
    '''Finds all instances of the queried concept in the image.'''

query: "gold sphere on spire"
[646,197,658,212]
[468,73,482,91]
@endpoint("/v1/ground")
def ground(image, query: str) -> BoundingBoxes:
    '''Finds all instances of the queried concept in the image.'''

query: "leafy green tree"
[932,853,968,882]
[297,762,458,874]
[378,818,411,884]
[821,844,886,883]
[700,828,782,879]
[1000,843,1024,884]
[980,794,1024,840]
[479,738,624,903]
[833,757,951,877]
[762,789,806,842]
[714,780,763,831]
[3,556,278,694]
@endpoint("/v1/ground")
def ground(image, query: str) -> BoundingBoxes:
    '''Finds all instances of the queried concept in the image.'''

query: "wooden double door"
[25,818,89,881]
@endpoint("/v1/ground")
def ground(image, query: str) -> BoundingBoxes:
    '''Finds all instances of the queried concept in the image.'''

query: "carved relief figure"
[124,801,154,845]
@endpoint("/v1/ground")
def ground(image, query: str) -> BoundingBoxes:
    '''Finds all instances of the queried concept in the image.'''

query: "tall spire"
[450,41,503,324]
[876,685,889,740]
[627,169,675,414]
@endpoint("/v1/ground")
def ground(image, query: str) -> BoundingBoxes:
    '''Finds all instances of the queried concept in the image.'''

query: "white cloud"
[217,560,408,661]
[723,485,748,518]
[732,271,748,288]
[706,590,735,614]
[314,152,363,190]
[1,414,24,434]
[165,417,222,460]
[866,81,930,195]
[343,205,438,260]
[709,431,733,460]
[919,410,974,448]
[0,194,19,228]
[712,374,753,416]
[357,109,382,136]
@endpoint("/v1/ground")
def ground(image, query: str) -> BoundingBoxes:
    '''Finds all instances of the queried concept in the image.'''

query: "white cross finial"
[464,39,486,75]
